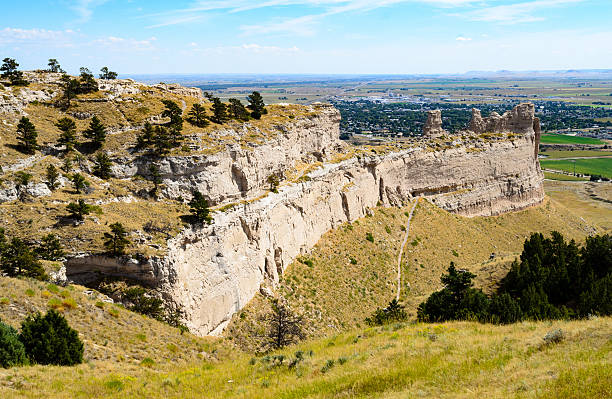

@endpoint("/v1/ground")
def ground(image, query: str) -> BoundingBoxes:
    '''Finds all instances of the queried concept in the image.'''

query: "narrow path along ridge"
[397,198,420,301]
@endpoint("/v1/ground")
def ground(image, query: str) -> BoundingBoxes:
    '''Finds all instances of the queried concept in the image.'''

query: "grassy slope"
[0,277,223,367]
[540,158,612,178]
[2,317,610,398]
[539,134,604,145]
[226,197,598,351]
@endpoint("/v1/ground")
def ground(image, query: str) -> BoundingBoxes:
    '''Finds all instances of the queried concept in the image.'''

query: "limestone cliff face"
[66,103,544,336]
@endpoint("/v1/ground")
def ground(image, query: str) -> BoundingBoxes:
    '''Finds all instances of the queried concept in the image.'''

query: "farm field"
[539,134,604,145]
[540,150,611,159]
[540,158,612,178]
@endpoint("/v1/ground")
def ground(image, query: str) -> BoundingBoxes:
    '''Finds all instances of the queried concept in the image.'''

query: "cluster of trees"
[0,310,83,368]
[365,299,408,326]
[0,229,67,281]
[417,232,611,323]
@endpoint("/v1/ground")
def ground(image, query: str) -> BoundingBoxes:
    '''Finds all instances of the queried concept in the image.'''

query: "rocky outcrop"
[423,110,445,137]
[65,102,544,336]
[113,103,343,204]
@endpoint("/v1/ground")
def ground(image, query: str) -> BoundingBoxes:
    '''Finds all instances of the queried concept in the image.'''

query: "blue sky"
[0,0,610,75]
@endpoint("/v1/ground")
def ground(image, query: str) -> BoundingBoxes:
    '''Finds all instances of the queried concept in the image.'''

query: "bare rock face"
[67,102,545,336]
[423,110,445,137]
[467,103,536,135]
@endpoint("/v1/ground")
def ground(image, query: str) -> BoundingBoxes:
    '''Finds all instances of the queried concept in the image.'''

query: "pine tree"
[247,91,267,119]
[99,67,118,80]
[19,310,83,366]
[0,237,47,280]
[92,152,112,179]
[0,58,27,86]
[103,222,130,256]
[211,97,228,123]
[82,116,106,148]
[161,100,183,131]
[70,173,89,194]
[228,98,250,121]
[36,234,65,261]
[0,321,27,368]
[58,74,80,109]
[149,164,162,198]
[78,67,98,93]
[47,59,63,73]
[66,199,91,221]
[188,190,212,224]
[152,126,173,155]
[186,103,209,127]
[136,122,155,149]
[16,117,38,154]
[263,299,304,351]
[55,117,77,153]
[45,164,60,191]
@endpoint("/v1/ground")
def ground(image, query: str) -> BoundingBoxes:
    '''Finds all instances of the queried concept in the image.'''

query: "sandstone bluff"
[1,75,544,335]
[70,101,543,336]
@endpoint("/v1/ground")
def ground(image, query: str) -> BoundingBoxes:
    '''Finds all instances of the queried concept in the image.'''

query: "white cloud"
[92,36,157,51]
[70,0,109,22]
[457,0,584,24]
[188,43,301,55]
[456,36,472,41]
[0,28,75,45]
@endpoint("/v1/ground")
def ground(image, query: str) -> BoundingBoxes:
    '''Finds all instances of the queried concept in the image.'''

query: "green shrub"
[321,359,335,373]
[19,310,83,366]
[140,357,155,367]
[365,232,374,243]
[366,299,408,326]
[0,320,27,368]
[25,289,35,297]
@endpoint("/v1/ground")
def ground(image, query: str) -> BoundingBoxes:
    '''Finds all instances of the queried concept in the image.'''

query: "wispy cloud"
[69,0,109,22]
[188,43,300,55]
[145,0,480,31]
[92,36,157,51]
[0,27,75,45]
[455,36,472,41]
[457,0,584,24]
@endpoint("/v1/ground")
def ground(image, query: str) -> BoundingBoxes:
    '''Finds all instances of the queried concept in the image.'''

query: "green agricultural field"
[540,150,611,159]
[540,134,604,145]
[540,158,612,178]
[543,171,589,181]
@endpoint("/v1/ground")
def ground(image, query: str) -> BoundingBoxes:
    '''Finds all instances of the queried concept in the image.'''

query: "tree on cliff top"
[99,67,117,80]
[1,58,28,86]
[247,91,267,120]
[186,103,209,127]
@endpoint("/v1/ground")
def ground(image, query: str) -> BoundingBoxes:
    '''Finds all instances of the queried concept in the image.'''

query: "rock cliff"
[66,103,544,336]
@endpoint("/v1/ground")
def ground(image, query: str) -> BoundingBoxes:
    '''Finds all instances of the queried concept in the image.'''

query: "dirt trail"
[397,198,419,301]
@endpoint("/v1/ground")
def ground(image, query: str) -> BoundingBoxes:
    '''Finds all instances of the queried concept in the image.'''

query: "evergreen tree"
[211,97,228,123]
[16,116,38,154]
[99,67,118,80]
[19,310,83,366]
[103,222,130,256]
[186,103,209,127]
[152,126,173,155]
[136,122,154,149]
[228,98,250,121]
[14,171,32,192]
[47,59,63,73]
[0,237,47,280]
[55,117,77,153]
[92,152,112,179]
[66,199,91,221]
[247,91,267,119]
[78,67,98,93]
[365,298,408,326]
[0,320,27,369]
[122,287,164,320]
[45,164,60,191]
[58,74,80,109]
[188,190,212,224]
[36,233,65,261]
[161,100,183,131]
[82,116,106,148]
[0,58,27,86]
[263,299,305,351]
[70,173,89,194]
[149,164,162,198]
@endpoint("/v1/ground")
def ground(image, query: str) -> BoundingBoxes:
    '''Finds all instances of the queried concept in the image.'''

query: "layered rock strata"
[69,103,543,336]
